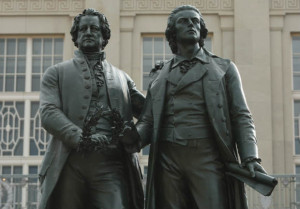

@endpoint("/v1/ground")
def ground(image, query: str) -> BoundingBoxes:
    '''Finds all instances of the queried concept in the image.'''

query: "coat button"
[222,117,226,122]
[82,68,87,72]
[84,75,90,79]
[218,104,223,108]
[84,95,89,99]
[80,60,85,64]
[85,85,91,89]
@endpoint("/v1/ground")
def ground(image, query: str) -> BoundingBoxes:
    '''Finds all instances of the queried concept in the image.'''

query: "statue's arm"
[40,66,82,149]
[136,90,154,148]
[225,62,259,162]
[125,73,145,118]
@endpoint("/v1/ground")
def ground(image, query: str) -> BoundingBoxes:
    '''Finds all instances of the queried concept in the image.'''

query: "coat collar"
[172,47,210,69]
[74,50,106,64]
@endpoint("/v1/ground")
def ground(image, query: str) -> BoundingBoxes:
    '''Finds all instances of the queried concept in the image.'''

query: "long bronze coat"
[39,51,145,209]
[136,49,259,209]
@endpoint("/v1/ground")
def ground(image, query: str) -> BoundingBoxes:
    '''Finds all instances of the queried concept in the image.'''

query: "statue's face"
[77,15,103,52]
[174,10,201,46]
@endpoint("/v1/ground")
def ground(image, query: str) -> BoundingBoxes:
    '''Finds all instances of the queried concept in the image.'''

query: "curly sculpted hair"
[70,8,111,50]
[165,5,208,53]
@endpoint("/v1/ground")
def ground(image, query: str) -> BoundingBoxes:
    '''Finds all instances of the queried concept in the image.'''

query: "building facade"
[0,0,300,208]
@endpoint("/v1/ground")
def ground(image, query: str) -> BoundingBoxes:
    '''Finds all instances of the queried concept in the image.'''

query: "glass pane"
[142,145,150,155]
[7,39,16,55]
[32,57,41,73]
[16,75,25,91]
[0,77,3,91]
[17,39,26,55]
[30,139,38,156]
[293,36,300,53]
[43,56,52,72]
[5,75,14,91]
[205,37,212,52]
[295,101,300,117]
[0,57,4,73]
[294,75,300,90]
[29,166,38,174]
[165,40,172,54]
[144,166,148,175]
[31,102,39,117]
[54,38,63,55]
[2,166,11,174]
[17,57,26,73]
[13,166,22,174]
[43,38,52,55]
[33,39,41,55]
[32,75,40,91]
[154,37,163,54]
[6,57,15,73]
[294,55,300,72]
[143,37,152,54]
[16,102,24,117]
[143,55,152,73]
[0,39,4,54]
[295,119,299,136]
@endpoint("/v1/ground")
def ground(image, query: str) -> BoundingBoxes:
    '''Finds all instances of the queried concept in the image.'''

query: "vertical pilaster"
[270,15,286,173]
[120,16,134,76]
[234,0,273,172]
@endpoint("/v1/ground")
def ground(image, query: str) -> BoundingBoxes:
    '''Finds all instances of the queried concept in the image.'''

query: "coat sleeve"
[40,65,82,149]
[136,89,154,148]
[125,73,145,119]
[225,62,259,162]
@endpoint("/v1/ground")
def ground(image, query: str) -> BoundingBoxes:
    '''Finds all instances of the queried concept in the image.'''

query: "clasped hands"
[118,121,141,153]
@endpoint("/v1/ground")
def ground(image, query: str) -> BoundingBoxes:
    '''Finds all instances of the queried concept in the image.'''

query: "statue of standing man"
[132,5,271,209]
[38,8,145,209]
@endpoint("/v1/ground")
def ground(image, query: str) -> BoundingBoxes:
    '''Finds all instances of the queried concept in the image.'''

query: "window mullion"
[23,38,32,159]
[25,38,32,93]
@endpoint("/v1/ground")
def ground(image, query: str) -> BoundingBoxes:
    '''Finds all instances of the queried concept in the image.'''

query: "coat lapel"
[102,60,117,109]
[174,62,208,93]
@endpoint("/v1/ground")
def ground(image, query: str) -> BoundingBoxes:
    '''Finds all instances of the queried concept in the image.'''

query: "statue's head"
[70,8,111,52]
[165,5,208,54]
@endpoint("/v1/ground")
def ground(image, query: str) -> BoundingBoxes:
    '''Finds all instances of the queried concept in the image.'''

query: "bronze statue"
[38,8,144,209]
[123,5,276,209]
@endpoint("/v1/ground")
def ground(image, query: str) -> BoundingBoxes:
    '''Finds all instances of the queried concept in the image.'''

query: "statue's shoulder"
[203,48,231,71]
[149,59,172,78]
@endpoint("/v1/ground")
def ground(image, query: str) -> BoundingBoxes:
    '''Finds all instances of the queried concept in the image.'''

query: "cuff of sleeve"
[241,157,261,167]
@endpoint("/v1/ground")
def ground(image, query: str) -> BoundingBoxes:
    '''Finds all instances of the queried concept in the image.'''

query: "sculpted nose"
[86,27,91,34]
[187,18,193,26]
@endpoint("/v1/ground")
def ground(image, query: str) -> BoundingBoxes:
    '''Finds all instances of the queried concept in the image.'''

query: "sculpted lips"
[187,29,196,33]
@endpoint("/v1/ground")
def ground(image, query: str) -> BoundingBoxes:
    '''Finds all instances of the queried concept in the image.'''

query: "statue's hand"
[90,133,111,145]
[119,121,141,153]
[245,160,267,178]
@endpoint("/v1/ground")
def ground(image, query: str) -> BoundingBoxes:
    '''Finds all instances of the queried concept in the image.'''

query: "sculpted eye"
[79,27,86,32]
[91,26,100,31]
[193,18,200,24]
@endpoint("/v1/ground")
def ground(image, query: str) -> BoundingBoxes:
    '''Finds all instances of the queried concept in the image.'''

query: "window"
[293,36,300,90]
[0,36,63,208]
[142,35,212,90]
[1,165,23,209]
[142,36,173,90]
[295,101,300,154]
[0,37,63,92]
